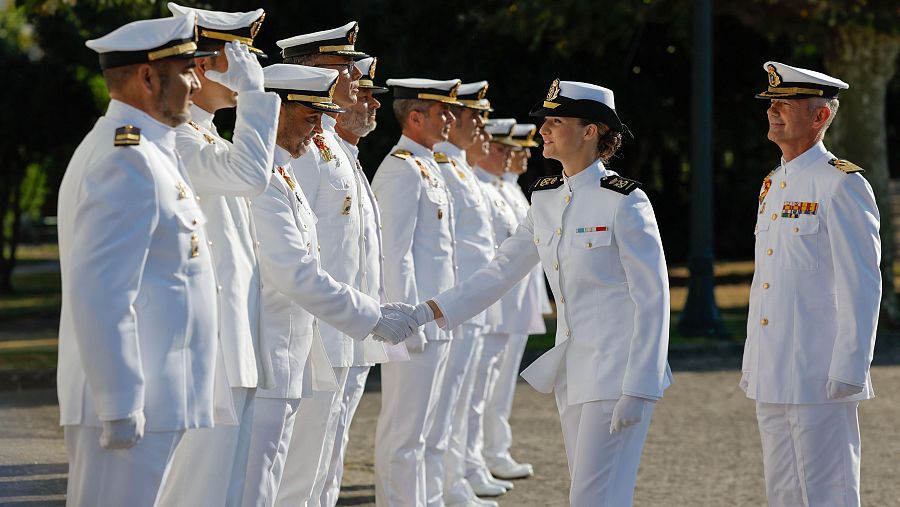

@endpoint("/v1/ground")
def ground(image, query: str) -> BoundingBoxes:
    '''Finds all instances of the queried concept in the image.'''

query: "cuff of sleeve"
[622,390,661,402]
[828,375,866,388]
[431,299,451,330]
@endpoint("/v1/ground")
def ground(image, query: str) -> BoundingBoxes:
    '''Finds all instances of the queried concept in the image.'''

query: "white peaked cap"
[167,3,264,31]
[484,118,516,136]
[263,64,343,112]
[87,11,196,54]
[756,61,848,100]
[387,78,463,105]
[85,12,214,70]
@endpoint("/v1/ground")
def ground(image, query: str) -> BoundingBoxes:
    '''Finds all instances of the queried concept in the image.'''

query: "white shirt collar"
[781,141,829,174]
[274,144,293,167]
[434,141,465,161]
[321,113,338,133]
[397,134,433,158]
[189,103,215,130]
[106,99,176,150]
[563,158,605,191]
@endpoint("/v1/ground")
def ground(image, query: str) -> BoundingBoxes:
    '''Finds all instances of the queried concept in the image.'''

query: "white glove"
[405,331,427,353]
[204,41,264,94]
[99,411,145,450]
[826,378,864,399]
[609,395,647,434]
[371,305,418,345]
[412,302,435,327]
[739,372,750,394]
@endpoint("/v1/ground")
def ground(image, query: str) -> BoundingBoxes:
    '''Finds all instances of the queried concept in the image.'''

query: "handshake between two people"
[370,301,438,348]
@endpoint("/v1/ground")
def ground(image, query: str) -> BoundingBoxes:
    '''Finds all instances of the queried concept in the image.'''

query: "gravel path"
[2,365,898,506]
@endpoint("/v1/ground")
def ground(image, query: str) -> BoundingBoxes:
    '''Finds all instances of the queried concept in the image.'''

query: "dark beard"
[155,70,190,126]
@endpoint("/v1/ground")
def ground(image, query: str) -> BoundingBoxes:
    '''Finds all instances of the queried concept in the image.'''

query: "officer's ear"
[136,63,156,96]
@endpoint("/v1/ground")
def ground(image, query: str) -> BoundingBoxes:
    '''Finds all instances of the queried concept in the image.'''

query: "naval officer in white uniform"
[407,80,672,506]
[485,122,551,481]
[242,64,416,507]
[322,55,397,507]
[158,6,279,507]
[429,81,500,507]
[57,14,220,507]
[743,62,880,507]
[371,78,461,507]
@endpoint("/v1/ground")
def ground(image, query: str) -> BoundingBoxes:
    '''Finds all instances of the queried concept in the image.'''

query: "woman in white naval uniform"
[411,80,672,506]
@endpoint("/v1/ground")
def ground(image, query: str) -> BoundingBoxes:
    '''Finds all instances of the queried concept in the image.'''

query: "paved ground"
[2,364,899,506]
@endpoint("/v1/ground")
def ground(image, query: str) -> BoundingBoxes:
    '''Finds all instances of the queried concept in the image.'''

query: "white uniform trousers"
[321,365,372,507]
[243,397,302,507]
[465,332,507,478]
[275,367,349,507]
[444,331,485,505]
[424,326,480,507]
[375,340,452,507]
[756,401,861,507]
[158,387,256,507]
[483,334,528,466]
[64,426,183,507]
[554,367,654,507]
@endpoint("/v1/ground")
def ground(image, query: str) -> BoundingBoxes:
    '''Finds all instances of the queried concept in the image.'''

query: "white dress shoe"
[488,475,514,491]
[489,459,534,480]
[466,473,506,498]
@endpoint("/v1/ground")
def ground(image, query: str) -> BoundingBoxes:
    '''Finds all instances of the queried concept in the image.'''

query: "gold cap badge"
[767,64,782,87]
[546,78,561,101]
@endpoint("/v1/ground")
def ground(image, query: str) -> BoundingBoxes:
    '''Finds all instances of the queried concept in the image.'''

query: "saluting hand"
[99,411,145,450]
[205,41,264,94]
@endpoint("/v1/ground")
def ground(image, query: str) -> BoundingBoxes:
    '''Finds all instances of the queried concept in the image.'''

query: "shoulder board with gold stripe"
[114,125,140,147]
[600,175,642,195]
[529,175,563,192]
[434,152,450,164]
[391,149,412,160]
[829,158,864,174]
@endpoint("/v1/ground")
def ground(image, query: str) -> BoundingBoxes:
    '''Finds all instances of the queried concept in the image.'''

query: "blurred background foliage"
[1,0,898,294]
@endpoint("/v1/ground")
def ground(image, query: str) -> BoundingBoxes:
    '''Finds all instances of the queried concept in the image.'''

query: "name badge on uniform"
[781,201,818,218]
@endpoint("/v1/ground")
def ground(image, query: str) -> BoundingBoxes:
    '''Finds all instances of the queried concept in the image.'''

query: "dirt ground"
[2,364,899,506]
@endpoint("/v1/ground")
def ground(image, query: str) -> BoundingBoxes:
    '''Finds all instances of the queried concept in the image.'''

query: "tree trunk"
[825,25,900,329]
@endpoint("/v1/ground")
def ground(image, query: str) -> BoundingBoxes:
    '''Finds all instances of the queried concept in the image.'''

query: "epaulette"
[829,158,864,174]
[529,175,564,192]
[391,149,412,160]
[434,152,450,164]
[114,125,140,147]
[600,175,642,195]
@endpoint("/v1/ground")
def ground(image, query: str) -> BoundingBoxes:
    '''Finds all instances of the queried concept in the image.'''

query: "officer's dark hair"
[393,98,433,127]
[282,54,319,66]
[578,119,622,165]
[102,60,169,94]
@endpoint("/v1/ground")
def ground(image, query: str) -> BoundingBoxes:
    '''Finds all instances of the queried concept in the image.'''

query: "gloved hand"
[826,378,864,400]
[609,395,647,434]
[405,331,427,353]
[99,411,145,450]
[739,372,750,394]
[371,304,418,345]
[205,41,264,94]
[412,302,436,327]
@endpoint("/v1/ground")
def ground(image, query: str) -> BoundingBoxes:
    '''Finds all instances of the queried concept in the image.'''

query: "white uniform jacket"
[434,142,495,328]
[433,161,672,404]
[501,172,553,331]
[58,100,218,430]
[294,115,378,367]
[372,135,456,344]
[335,135,402,364]
[743,142,881,404]
[252,147,381,400]
[177,94,280,390]
[474,167,533,335]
